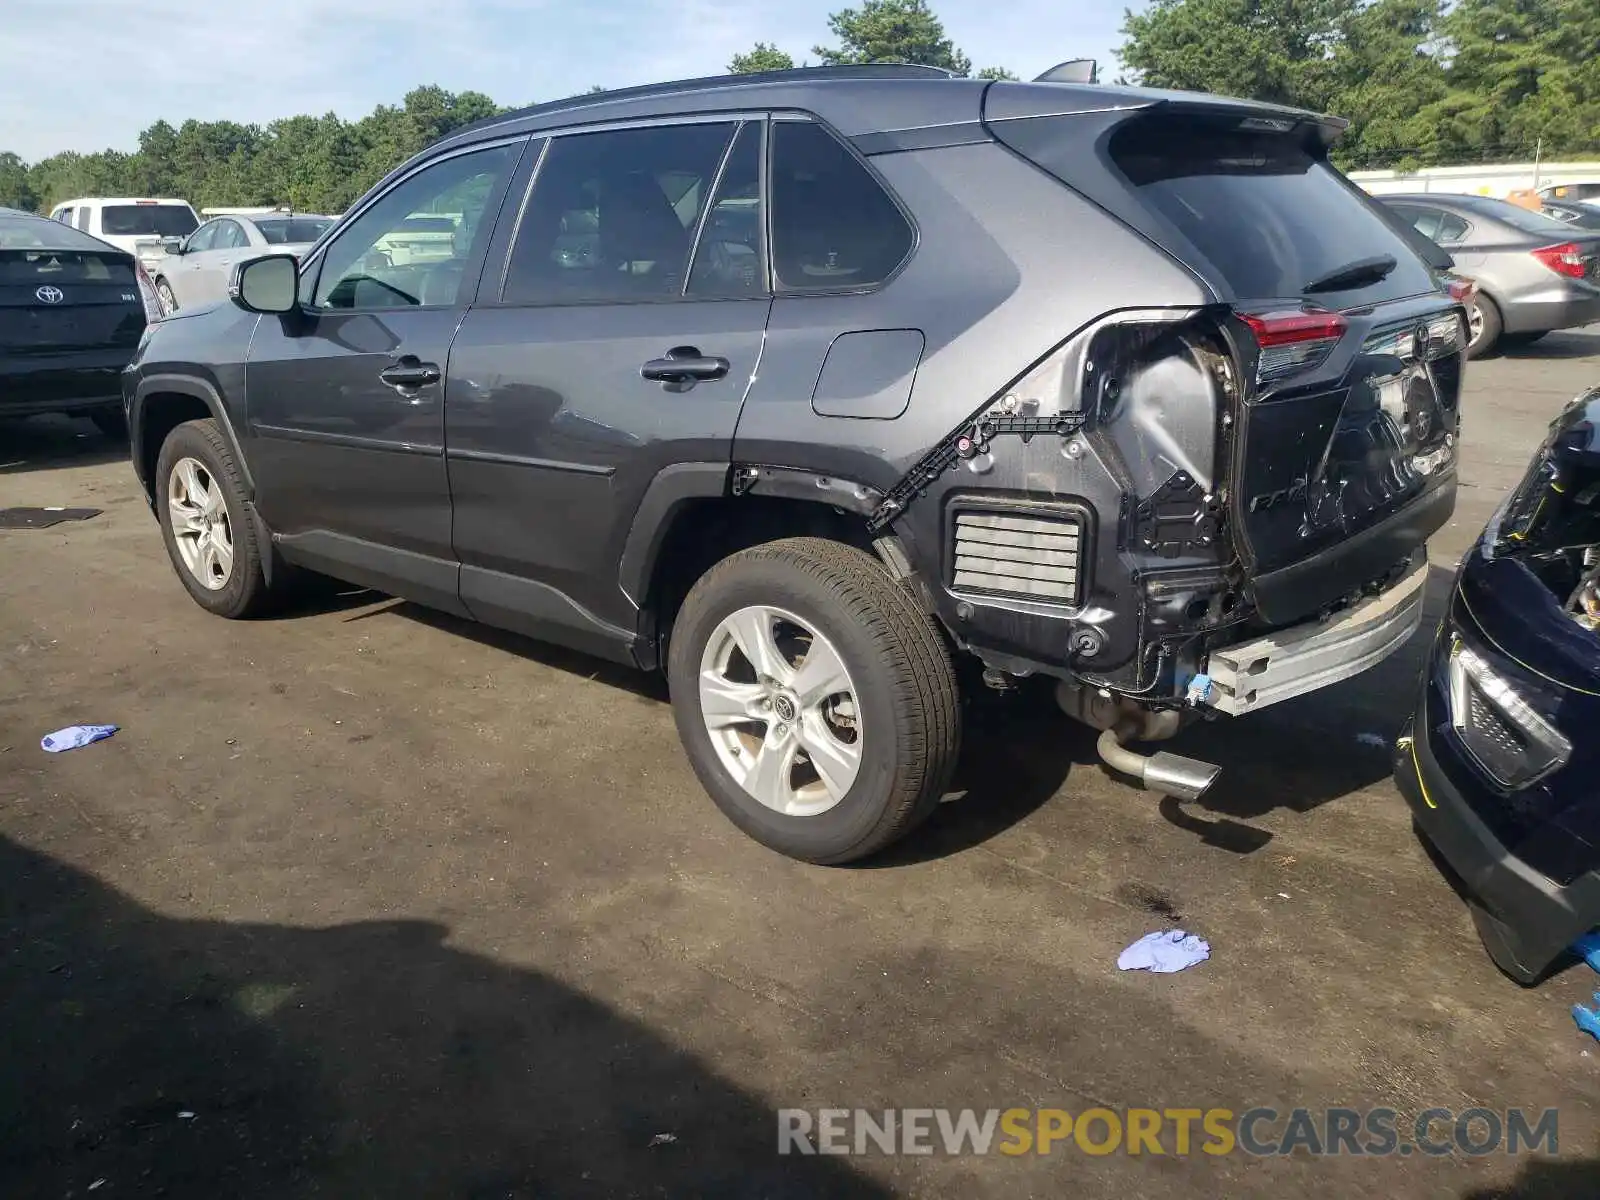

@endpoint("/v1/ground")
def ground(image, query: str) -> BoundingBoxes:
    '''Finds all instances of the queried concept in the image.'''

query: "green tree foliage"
[976,67,1020,81]
[18,85,506,215]
[0,151,38,210]
[729,43,797,73]
[1119,0,1600,167]
[814,0,973,75]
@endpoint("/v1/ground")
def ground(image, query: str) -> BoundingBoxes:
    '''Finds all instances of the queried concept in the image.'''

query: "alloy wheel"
[698,604,863,817]
[167,456,234,590]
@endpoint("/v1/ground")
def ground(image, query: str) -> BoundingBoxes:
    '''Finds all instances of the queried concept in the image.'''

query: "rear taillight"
[1446,276,1476,304]
[134,260,163,322]
[1531,242,1587,280]
[1238,308,1348,384]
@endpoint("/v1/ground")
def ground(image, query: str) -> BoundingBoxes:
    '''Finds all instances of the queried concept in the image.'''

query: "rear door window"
[687,122,765,298]
[1107,116,1436,304]
[769,121,913,292]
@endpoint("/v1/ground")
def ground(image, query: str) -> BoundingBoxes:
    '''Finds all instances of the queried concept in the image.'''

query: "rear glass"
[0,250,136,284]
[1467,201,1577,237]
[255,218,335,245]
[0,213,124,254]
[1108,118,1434,302]
[100,205,198,237]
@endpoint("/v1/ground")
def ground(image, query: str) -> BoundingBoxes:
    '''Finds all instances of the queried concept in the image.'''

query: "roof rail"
[451,63,961,141]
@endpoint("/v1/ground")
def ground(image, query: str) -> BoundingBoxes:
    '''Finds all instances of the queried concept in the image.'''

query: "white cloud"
[1,0,1125,162]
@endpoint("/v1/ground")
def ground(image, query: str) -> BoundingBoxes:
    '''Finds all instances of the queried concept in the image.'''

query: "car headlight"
[1446,636,1571,789]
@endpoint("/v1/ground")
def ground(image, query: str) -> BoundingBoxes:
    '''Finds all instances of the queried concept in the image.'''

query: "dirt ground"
[4,329,1600,1199]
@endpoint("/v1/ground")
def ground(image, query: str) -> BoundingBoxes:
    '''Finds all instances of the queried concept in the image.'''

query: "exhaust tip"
[1142,752,1223,803]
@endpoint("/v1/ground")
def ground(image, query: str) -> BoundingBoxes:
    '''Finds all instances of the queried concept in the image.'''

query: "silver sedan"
[151,212,336,314]
[1380,193,1600,357]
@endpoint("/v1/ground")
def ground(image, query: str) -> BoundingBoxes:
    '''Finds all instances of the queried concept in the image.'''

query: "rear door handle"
[640,346,730,385]
[379,357,442,392]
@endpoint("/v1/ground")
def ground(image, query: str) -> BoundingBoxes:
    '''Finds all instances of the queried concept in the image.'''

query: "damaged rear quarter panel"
[728,139,1209,685]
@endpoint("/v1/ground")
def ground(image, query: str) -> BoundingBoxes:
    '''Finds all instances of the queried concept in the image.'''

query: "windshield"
[100,205,199,237]
[1108,117,1435,303]
[255,218,335,245]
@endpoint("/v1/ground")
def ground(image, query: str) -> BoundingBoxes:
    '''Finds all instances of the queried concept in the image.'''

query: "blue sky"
[4,0,1128,163]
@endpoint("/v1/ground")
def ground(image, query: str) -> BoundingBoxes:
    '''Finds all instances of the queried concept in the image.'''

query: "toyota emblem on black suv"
[35,285,64,304]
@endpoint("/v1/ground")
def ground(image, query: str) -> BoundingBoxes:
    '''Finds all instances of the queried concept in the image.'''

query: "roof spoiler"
[1034,59,1098,85]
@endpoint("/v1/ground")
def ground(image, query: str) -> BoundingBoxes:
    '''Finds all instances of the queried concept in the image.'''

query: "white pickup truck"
[49,197,200,276]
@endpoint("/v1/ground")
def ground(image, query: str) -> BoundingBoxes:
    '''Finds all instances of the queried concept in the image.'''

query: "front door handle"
[379,357,442,392]
[640,346,730,385]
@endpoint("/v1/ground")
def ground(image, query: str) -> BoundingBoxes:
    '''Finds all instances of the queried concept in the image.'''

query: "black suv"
[125,66,1464,863]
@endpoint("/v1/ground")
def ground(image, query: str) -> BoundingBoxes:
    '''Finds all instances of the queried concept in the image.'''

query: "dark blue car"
[1399,383,1600,983]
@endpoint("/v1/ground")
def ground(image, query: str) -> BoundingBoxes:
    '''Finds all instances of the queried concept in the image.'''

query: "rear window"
[0,212,127,255]
[1107,117,1434,303]
[0,250,136,284]
[1473,202,1576,237]
[255,218,335,245]
[100,205,199,237]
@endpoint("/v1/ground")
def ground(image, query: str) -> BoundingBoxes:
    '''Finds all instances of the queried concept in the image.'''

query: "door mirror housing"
[231,254,298,315]
[162,236,184,255]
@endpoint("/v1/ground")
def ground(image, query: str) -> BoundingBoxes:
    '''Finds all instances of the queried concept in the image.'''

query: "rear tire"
[1465,293,1502,359]
[667,537,961,864]
[155,418,277,618]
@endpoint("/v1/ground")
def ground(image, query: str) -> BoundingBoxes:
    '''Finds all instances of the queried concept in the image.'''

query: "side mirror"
[162,237,184,255]
[230,254,298,315]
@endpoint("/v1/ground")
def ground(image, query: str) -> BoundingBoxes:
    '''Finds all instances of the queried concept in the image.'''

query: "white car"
[48,197,200,275]
[150,211,336,313]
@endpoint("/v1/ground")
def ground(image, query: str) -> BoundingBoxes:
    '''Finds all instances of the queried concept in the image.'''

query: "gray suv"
[124,66,1464,863]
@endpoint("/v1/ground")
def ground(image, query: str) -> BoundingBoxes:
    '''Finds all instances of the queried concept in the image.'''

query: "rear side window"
[503,122,736,305]
[1108,117,1434,303]
[75,209,91,232]
[770,121,913,292]
[100,205,199,237]
[1393,205,1458,243]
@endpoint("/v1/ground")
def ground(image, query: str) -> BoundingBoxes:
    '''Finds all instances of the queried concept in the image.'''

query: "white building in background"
[1349,161,1600,199]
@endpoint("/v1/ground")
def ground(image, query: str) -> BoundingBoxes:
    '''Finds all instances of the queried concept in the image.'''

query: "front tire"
[155,418,275,618]
[155,278,178,315]
[667,537,961,864]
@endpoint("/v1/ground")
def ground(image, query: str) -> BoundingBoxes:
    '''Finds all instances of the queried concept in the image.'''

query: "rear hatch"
[0,248,147,355]
[988,94,1463,624]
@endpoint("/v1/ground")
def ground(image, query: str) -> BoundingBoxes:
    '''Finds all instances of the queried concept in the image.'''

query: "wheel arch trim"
[132,374,253,499]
